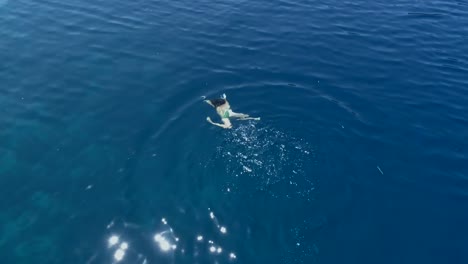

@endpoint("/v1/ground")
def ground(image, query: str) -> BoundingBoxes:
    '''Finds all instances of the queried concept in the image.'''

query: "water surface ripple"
[0,0,467,263]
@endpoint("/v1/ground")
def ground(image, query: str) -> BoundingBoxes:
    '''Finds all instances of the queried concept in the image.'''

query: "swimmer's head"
[208,99,227,108]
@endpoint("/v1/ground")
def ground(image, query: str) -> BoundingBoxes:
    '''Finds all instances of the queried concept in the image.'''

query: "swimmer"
[204,94,260,129]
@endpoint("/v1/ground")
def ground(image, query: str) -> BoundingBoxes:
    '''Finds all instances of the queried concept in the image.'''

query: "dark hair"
[209,99,227,107]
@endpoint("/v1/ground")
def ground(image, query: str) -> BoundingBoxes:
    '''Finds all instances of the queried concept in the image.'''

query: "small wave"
[407,12,445,19]
[319,94,365,123]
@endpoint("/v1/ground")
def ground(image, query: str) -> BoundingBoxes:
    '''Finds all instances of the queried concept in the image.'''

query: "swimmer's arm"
[204,100,214,107]
[206,117,232,129]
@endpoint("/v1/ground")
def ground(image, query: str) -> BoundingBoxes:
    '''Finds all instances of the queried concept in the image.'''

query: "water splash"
[216,122,316,200]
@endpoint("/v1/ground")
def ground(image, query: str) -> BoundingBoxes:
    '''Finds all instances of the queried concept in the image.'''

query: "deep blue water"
[1,0,468,263]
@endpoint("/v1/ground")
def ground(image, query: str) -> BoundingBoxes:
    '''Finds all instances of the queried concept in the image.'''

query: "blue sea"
[1,0,468,263]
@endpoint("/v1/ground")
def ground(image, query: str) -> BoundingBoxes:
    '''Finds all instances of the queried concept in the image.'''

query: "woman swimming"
[204,94,260,129]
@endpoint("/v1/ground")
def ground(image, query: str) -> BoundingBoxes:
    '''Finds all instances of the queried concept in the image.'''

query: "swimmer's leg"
[206,117,232,129]
[239,117,261,121]
[229,111,249,119]
[230,111,261,121]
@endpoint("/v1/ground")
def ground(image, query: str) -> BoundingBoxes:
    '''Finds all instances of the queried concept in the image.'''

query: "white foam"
[216,125,316,199]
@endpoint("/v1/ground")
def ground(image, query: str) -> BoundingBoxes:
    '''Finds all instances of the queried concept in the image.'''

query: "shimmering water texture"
[215,124,316,200]
[100,211,236,263]
[1,0,468,263]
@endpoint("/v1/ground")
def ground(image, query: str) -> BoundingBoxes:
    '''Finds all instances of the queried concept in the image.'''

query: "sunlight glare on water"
[102,211,238,262]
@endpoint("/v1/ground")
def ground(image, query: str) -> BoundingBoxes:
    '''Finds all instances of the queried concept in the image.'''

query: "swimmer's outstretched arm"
[206,117,232,129]
[204,100,215,107]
